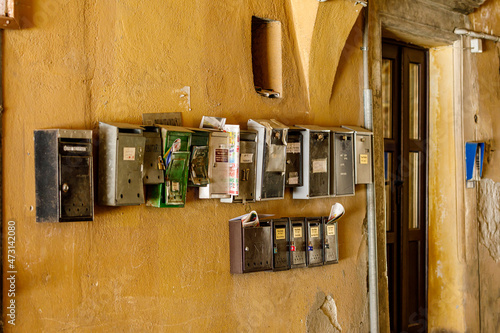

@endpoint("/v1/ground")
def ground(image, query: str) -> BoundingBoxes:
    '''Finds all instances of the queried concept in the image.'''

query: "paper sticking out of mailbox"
[224,124,240,196]
[328,203,345,224]
[230,211,274,228]
[200,116,226,130]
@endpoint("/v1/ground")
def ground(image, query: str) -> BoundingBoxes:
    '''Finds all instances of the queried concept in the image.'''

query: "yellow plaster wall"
[2,0,368,331]
[427,46,465,332]
[468,1,500,331]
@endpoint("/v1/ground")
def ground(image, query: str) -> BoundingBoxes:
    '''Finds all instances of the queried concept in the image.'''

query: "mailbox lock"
[62,183,69,193]
[317,134,324,141]
[245,246,250,252]
[307,241,313,251]
[290,241,296,252]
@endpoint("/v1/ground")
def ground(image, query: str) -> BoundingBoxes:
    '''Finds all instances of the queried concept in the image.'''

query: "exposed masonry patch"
[306,292,342,333]
[477,179,500,262]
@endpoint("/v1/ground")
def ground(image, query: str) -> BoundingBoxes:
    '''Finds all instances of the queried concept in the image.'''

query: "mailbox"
[247,119,288,201]
[221,130,257,203]
[342,125,373,184]
[143,126,165,185]
[98,122,145,206]
[323,217,339,265]
[286,127,304,187]
[229,219,273,274]
[146,125,192,208]
[187,128,211,187]
[272,218,290,271]
[306,217,324,267]
[329,127,355,197]
[289,217,307,269]
[293,125,330,199]
[199,131,231,199]
[35,129,93,222]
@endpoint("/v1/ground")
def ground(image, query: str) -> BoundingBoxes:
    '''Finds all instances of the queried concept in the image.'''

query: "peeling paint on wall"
[307,292,342,333]
[477,179,500,262]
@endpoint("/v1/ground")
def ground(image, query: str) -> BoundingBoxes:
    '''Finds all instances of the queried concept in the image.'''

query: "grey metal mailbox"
[328,127,355,197]
[98,122,146,206]
[342,125,373,184]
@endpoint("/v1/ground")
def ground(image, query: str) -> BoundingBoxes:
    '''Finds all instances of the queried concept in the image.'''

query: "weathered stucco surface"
[428,46,470,332]
[1,0,370,331]
[469,2,500,331]
[478,179,500,262]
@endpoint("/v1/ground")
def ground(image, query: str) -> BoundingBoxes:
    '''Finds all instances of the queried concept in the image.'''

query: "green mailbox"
[146,125,193,208]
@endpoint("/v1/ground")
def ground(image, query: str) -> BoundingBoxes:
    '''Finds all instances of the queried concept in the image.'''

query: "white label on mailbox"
[64,145,87,152]
[288,142,301,154]
[276,228,286,240]
[310,226,319,238]
[172,182,180,192]
[293,227,303,238]
[360,154,369,165]
[240,153,253,164]
[312,159,327,173]
[327,225,336,236]
[123,147,136,161]
[288,172,298,185]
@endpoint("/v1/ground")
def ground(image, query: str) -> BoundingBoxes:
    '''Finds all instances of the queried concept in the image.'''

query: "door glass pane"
[409,152,420,229]
[409,63,420,140]
[382,59,393,139]
[385,152,392,231]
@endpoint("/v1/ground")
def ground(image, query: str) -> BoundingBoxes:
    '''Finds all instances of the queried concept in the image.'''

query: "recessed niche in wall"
[251,16,283,98]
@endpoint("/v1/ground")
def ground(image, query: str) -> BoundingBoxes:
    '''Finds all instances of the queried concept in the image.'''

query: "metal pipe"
[362,3,379,333]
[454,28,500,42]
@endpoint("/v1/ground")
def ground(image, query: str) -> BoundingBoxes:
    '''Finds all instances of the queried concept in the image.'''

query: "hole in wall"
[251,16,282,98]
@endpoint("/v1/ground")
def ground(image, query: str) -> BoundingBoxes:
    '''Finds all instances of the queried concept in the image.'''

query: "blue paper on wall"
[465,142,485,181]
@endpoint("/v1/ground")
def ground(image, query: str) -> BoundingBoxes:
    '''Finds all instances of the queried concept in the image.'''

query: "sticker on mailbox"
[293,227,303,238]
[240,153,253,164]
[171,182,180,192]
[310,226,319,238]
[288,172,299,185]
[276,228,286,240]
[288,142,301,154]
[327,225,336,236]
[360,154,369,165]
[123,147,136,161]
[215,149,229,163]
[312,159,327,173]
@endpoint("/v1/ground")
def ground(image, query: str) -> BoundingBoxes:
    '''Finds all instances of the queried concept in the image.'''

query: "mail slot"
[229,219,273,274]
[272,218,290,271]
[199,131,231,199]
[98,122,146,206]
[289,217,307,269]
[247,119,288,201]
[328,127,355,197]
[145,125,192,208]
[323,217,339,265]
[221,130,257,203]
[286,127,304,187]
[293,125,330,199]
[342,125,373,184]
[306,217,324,267]
[143,126,165,185]
[187,128,211,187]
[35,129,93,222]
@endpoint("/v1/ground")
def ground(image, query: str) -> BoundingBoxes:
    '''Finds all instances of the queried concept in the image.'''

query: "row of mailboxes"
[34,121,372,221]
[229,216,339,274]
